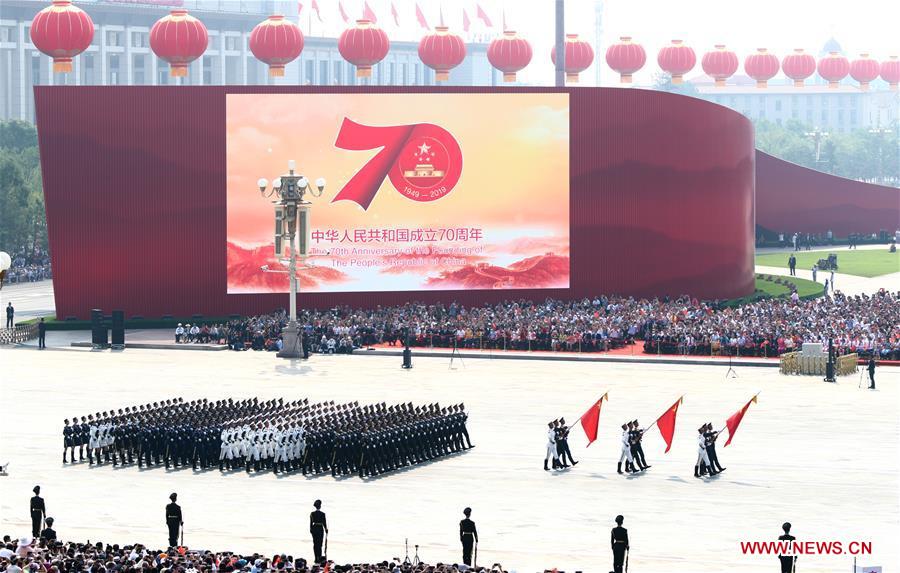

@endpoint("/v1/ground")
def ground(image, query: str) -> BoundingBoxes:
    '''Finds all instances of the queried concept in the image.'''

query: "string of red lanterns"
[24,1,899,92]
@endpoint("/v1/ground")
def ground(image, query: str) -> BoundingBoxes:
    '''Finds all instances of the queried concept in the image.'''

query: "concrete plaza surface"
[0,345,897,572]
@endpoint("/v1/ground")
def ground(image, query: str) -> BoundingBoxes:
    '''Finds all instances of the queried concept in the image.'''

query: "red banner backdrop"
[756,151,899,237]
[35,86,755,319]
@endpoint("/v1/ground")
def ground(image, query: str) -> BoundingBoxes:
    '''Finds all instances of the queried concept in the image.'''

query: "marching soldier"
[556,418,578,467]
[610,515,629,573]
[63,419,74,463]
[695,425,719,478]
[459,507,478,567]
[310,500,327,565]
[545,421,559,470]
[165,493,182,548]
[30,486,46,538]
[632,420,650,470]
[618,423,637,474]
[704,423,726,474]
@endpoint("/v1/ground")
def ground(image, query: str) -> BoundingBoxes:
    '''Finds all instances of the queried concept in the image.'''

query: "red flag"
[476,3,493,27]
[655,396,684,453]
[311,0,323,21]
[363,0,378,23]
[338,0,349,23]
[297,1,303,17]
[579,392,608,447]
[462,8,471,32]
[391,1,399,26]
[725,393,759,447]
[415,2,429,29]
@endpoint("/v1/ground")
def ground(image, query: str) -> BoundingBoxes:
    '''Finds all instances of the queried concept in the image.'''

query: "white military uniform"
[545,428,559,465]
[696,432,711,467]
[618,429,634,464]
[89,424,100,450]
[219,428,232,461]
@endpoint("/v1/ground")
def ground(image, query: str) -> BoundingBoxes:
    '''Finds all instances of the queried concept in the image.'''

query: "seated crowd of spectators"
[0,536,512,573]
[177,290,900,360]
[3,249,52,284]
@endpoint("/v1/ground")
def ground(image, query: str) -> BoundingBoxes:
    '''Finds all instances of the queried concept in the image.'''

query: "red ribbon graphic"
[331,117,462,210]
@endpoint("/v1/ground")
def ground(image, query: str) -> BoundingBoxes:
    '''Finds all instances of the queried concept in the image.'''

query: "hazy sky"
[305,0,899,86]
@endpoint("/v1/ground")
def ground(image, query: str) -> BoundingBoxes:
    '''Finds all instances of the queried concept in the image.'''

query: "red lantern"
[249,15,304,77]
[150,10,208,77]
[418,26,466,82]
[881,55,900,91]
[849,53,880,91]
[339,19,390,78]
[657,39,695,84]
[551,34,594,83]
[744,48,779,88]
[29,0,94,74]
[605,36,646,84]
[781,48,816,87]
[817,51,849,88]
[701,45,738,87]
[487,30,532,83]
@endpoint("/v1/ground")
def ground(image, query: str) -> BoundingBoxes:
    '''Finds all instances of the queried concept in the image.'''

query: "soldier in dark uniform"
[556,418,577,467]
[611,514,629,573]
[78,416,89,462]
[459,507,478,566]
[30,486,46,538]
[868,357,876,389]
[632,420,649,470]
[63,419,74,463]
[402,344,412,369]
[778,522,796,573]
[165,493,182,548]
[40,517,57,541]
[309,500,327,565]
[38,317,46,349]
[704,422,726,473]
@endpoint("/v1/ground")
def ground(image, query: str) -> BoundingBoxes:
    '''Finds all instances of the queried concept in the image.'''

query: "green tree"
[651,71,700,96]
[0,120,46,257]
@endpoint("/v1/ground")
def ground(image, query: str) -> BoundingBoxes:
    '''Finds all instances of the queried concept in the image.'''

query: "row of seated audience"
[173,290,900,360]
[0,536,510,573]
[3,249,52,284]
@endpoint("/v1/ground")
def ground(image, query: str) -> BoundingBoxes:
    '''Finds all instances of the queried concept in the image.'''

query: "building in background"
[0,0,494,122]
[694,81,897,132]
[690,38,898,132]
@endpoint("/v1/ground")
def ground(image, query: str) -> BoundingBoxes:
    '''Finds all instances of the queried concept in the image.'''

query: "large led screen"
[226,93,570,293]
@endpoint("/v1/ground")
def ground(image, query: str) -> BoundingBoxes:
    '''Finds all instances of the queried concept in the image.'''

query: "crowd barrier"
[0,323,39,345]
[779,352,858,376]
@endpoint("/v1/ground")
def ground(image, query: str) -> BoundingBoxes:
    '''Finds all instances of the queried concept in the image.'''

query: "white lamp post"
[0,251,11,330]
[257,161,326,359]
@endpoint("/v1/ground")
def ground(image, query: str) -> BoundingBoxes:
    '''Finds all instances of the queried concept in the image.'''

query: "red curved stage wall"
[34,86,755,319]
[756,151,899,237]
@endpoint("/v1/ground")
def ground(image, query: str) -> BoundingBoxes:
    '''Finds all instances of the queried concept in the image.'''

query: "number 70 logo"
[330,118,463,210]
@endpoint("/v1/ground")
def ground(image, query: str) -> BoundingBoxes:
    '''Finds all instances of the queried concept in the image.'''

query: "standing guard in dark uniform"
[611,514,629,573]
[30,486,46,538]
[402,344,412,369]
[165,493,182,548]
[459,507,478,566]
[310,499,327,565]
[868,357,876,389]
[778,522,796,573]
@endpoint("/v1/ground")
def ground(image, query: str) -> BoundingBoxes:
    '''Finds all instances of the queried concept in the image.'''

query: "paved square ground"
[1,344,897,572]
